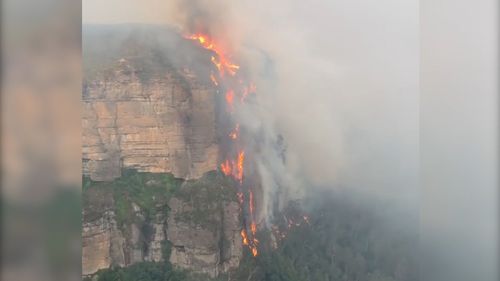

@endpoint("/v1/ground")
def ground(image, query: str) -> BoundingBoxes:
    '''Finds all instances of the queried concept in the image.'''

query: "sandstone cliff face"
[82,188,122,275]
[82,173,243,277]
[167,197,242,278]
[82,187,167,276]
[82,25,243,278]
[82,209,126,275]
[82,59,218,181]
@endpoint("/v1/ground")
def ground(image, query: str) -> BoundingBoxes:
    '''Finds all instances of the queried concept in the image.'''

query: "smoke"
[157,0,418,223]
[82,0,498,279]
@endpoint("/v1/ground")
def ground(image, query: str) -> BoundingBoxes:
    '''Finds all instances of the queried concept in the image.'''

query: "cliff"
[82,60,218,181]
[82,25,242,278]
[167,176,243,278]
[82,172,243,277]
[82,25,219,181]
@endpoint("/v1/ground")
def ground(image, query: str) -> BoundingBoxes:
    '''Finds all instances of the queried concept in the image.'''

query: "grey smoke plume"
[157,0,419,223]
[83,0,419,223]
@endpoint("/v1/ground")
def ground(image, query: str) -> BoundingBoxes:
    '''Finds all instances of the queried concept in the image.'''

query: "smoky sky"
[84,0,419,203]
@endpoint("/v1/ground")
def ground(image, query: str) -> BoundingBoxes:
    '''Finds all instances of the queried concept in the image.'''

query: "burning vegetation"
[186,32,259,256]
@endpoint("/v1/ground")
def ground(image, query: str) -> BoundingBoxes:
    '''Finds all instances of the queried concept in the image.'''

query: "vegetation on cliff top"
[83,169,184,226]
[172,171,238,229]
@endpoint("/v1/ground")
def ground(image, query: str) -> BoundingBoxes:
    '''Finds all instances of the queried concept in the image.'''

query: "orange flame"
[236,151,245,183]
[225,90,234,110]
[211,56,223,74]
[241,229,249,245]
[249,190,255,215]
[229,124,240,140]
[250,222,257,235]
[220,160,232,176]
[251,247,258,257]
[241,83,257,102]
[187,32,259,257]
[241,228,258,256]
[210,73,218,86]
[186,33,239,77]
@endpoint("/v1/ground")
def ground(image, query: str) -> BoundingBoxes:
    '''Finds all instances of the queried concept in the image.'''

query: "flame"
[187,34,214,49]
[225,90,234,110]
[210,73,218,86]
[211,56,223,74]
[251,247,258,257]
[241,229,249,245]
[236,151,245,183]
[249,190,255,215]
[250,222,257,235]
[241,83,257,102]
[187,32,259,257]
[220,150,244,183]
[249,190,258,250]
[186,33,239,77]
[221,160,232,176]
[229,124,239,140]
[241,228,258,257]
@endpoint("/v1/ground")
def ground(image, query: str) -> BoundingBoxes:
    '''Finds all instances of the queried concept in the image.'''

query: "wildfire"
[187,32,258,257]
[225,90,234,110]
[251,247,258,257]
[236,151,245,183]
[186,33,239,77]
[250,222,257,235]
[241,228,258,257]
[219,150,244,183]
[229,124,239,140]
[187,33,214,49]
[248,190,259,254]
[249,190,255,215]
[241,83,257,102]
[210,72,218,86]
[220,160,232,176]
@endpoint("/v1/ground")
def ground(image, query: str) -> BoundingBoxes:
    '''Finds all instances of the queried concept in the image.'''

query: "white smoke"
[84,0,419,223]
[160,0,418,223]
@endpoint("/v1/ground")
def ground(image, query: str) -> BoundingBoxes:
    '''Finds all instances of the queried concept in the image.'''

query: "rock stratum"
[82,24,219,181]
[82,172,242,277]
[82,25,242,278]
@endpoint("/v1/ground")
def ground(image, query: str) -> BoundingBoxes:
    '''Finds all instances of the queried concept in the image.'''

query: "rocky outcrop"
[82,59,218,181]
[167,197,242,278]
[82,173,243,278]
[82,209,126,275]
[82,189,168,276]
[144,213,166,263]
[82,25,243,278]
[82,189,125,275]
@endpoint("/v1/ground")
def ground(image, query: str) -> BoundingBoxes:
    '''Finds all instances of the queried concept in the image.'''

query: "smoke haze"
[84,0,419,221]
[83,1,497,280]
